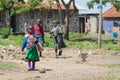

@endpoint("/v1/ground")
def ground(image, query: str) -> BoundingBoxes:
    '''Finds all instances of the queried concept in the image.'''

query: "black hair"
[26,26,33,34]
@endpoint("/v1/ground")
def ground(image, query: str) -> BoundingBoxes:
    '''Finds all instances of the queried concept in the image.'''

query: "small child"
[85,27,88,34]
[21,26,41,71]
[51,21,62,58]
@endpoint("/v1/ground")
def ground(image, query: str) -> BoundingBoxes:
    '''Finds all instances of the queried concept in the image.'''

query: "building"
[0,2,79,34]
[103,6,120,35]
[79,13,99,34]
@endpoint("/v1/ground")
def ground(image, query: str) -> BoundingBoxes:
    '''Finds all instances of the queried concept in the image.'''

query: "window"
[113,21,120,27]
[0,12,3,22]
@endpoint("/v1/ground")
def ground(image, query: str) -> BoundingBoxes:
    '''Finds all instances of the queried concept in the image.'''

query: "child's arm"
[59,26,62,33]
[51,27,55,32]
[21,37,27,52]
[34,35,42,52]
[41,27,44,42]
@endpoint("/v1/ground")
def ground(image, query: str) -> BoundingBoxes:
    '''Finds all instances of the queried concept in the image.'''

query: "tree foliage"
[55,0,77,40]
[0,0,77,40]
[87,0,120,11]
[0,0,46,15]
[28,0,43,9]
[0,0,24,15]
[0,0,44,27]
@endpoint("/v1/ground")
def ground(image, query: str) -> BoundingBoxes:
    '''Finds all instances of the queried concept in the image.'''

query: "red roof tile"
[35,3,75,10]
[103,6,120,18]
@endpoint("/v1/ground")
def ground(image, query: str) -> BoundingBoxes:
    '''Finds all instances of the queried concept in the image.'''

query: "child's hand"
[36,43,42,52]
[21,48,25,55]
[22,52,25,55]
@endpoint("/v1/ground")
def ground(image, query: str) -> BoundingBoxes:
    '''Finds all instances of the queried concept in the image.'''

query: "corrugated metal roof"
[79,9,99,14]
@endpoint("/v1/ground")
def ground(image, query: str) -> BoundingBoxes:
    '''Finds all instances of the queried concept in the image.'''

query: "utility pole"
[98,0,103,49]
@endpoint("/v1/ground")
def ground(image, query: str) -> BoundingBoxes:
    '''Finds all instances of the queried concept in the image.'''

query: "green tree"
[0,0,77,40]
[87,0,120,11]
[0,0,25,27]
[0,0,44,28]
[55,0,77,40]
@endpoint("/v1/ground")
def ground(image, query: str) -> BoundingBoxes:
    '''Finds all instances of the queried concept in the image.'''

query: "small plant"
[0,61,16,69]
[8,35,24,46]
[69,32,84,40]
[0,27,11,39]
[44,38,54,48]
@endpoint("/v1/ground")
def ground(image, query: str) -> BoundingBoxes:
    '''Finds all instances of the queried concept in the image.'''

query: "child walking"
[51,20,62,58]
[21,26,41,71]
[33,19,44,58]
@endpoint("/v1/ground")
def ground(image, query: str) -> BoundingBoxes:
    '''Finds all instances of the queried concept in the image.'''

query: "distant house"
[103,6,120,35]
[79,13,99,33]
[0,3,79,34]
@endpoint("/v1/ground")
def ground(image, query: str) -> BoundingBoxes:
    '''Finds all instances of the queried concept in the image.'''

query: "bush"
[0,28,11,39]
[8,35,24,46]
[44,38,54,48]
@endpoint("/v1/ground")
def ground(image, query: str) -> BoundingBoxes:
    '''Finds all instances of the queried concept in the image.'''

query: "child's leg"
[28,60,31,70]
[58,42,62,56]
[58,49,62,56]
[57,35,62,56]
[32,61,35,70]
[54,36,59,58]
[55,48,58,58]
[54,42,58,58]
[39,51,42,57]
[39,51,44,58]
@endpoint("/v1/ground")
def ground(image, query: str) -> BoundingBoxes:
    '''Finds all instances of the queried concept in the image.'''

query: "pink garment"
[33,25,44,39]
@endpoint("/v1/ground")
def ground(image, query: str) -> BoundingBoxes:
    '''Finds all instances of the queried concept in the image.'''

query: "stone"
[39,67,46,73]
[0,55,4,60]
[0,73,4,75]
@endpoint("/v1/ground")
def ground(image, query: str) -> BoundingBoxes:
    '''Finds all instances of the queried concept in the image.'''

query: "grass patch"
[0,35,24,46]
[0,61,16,69]
[99,63,120,77]
[0,32,120,51]
[44,37,54,48]
[8,35,24,46]
[65,40,98,50]
[72,76,120,80]
[105,64,120,72]
[98,76,120,80]
[69,32,85,39]
[102,43,120,51]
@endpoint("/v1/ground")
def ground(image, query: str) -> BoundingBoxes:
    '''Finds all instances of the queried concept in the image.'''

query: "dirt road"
[0,47,120,80]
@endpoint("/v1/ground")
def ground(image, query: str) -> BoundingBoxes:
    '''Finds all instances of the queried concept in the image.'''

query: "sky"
[74,0,113,14]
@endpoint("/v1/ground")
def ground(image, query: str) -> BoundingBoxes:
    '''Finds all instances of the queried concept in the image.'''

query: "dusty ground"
[0,47,120,80]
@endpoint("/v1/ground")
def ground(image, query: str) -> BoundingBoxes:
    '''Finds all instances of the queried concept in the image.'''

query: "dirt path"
[0,47,120,80]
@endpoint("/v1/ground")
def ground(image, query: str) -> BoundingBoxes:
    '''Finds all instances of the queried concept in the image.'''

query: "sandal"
[59,50,62,56]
